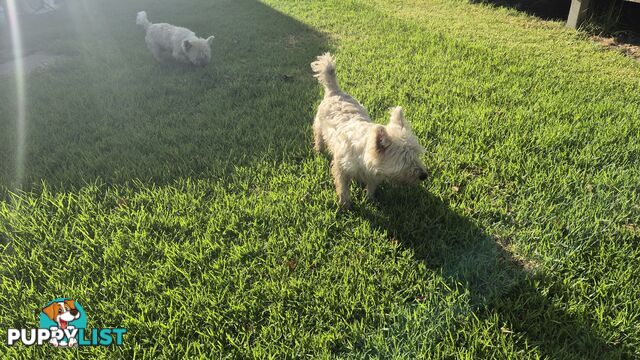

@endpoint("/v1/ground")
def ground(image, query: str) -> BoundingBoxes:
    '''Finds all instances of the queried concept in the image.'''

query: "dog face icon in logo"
[39,298,87,347]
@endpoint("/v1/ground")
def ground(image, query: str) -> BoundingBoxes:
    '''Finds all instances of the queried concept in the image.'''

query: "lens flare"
[6,0,26,187]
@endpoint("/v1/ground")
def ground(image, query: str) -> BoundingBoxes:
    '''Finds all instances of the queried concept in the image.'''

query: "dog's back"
[146,23,195,49]
[312,53,371,129]
[137,11,195,47]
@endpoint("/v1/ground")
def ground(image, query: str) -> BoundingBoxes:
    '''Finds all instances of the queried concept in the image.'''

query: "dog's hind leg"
[332,161,351,209]
[147,42,166,63]
[313,117,325,153]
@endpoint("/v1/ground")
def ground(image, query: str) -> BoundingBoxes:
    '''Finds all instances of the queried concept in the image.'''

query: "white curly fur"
[136,11,215,66]
[311,52,428,208]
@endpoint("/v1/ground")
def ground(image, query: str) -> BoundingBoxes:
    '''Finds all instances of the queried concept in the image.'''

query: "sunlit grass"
[0,0,639,358]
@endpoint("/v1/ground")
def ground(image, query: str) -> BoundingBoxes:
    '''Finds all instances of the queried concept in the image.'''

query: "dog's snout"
[418,171,428,181]
[70,309,79,316]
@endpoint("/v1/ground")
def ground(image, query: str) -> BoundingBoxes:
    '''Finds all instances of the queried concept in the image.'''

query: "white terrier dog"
[136,11,215,66]
[311,53,428,208]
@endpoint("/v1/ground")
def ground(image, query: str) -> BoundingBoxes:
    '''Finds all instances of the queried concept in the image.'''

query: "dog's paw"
[365,191,377,202]
[338,199,352,211]
[366,196,380,208]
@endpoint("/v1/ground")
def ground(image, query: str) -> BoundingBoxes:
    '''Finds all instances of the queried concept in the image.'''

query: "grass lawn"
[1,0,639,358]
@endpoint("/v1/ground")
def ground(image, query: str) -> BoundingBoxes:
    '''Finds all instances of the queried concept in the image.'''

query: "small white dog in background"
[136,11,215,66]
[311,52,428,208]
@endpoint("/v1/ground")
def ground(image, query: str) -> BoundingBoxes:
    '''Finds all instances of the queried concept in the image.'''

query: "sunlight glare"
[6,0,26,187]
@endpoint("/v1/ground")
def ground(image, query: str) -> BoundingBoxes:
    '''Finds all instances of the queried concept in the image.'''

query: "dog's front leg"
[365,180,380,201]
[332,162,351,209]
[313,119,325,153]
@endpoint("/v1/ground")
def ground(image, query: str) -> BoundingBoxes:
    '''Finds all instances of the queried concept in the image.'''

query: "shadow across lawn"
[0,0,327,191]
[470,0,571,20]
[471,0,640,34]
[357,185,633,359]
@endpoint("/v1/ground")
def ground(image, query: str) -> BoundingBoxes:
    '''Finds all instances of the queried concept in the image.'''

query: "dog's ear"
[206,35,215,45]
[375,127,391,153]
[42,303,58,321]
[182,39,192,51]
[64,299,76,310]
[389,106,407,128]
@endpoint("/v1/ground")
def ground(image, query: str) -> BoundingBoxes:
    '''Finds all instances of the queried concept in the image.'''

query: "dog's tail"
[311,52,340,95]
[136,11,151,31]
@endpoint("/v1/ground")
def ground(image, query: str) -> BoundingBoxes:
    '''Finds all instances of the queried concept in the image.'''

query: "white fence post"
[566,0,592,28]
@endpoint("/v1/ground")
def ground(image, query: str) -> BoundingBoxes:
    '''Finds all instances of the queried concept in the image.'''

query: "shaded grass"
[0,0,325,188]
[1,0,639,358]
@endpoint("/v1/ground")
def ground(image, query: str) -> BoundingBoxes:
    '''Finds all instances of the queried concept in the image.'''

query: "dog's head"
[367,107,428,184]
[182,36,215,66]
[42,299,80,329]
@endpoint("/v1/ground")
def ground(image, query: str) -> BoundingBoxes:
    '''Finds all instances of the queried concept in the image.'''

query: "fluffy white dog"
[311,53,428,208]
[136,11,215,66]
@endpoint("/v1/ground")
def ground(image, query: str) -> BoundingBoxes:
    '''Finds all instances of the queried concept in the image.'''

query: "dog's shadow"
[354,185,631,359]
